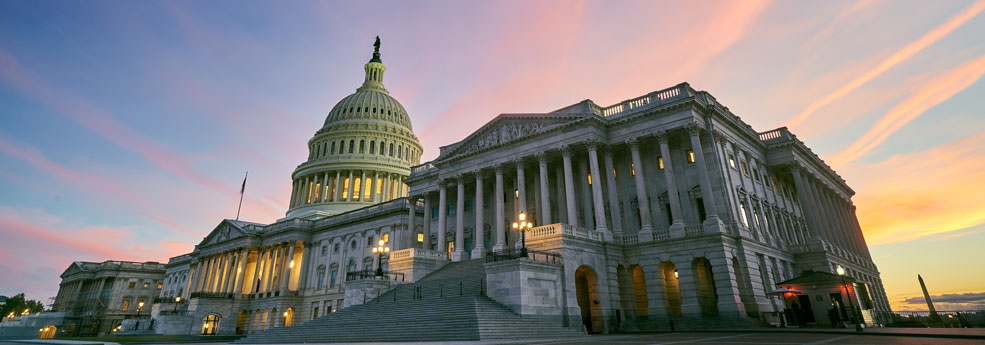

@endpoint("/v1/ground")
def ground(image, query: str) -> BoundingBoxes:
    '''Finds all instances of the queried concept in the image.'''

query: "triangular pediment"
[60,261,86,278]
[198,220,248,247]
[437,114,587,160]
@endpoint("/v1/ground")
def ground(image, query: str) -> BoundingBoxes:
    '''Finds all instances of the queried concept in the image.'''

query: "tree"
[0,293,45,322]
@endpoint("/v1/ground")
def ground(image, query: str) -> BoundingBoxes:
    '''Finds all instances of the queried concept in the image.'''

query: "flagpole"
[236,171,248,221]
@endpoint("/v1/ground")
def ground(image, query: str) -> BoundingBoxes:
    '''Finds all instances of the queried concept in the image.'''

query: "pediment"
[199,220,247,247]
[437,114,584,160]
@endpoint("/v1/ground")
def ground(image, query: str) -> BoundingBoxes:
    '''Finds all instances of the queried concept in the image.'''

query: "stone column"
[657,131,685,234]
[515,159,528,215]
[423,193,432,250]
[603,148,623,235]
[321,173,329,202]
[494,165,506,252]
[301,176,310,204]
[628,138,654,238]
[790,165,821,240]
[472,171,486,259]
[407,196,417,249]
[342,171,353,201]
[561,145,579,227]
[453,176,467,261]
[805,176,833,245]
[281,242,295,292]
[289,180,297,207]
[587,141,611,239]
[190,259,203,293]
[220,251,233,293]
[385,174,393,201]
[437,180,448,256]
[198,256,211,293]
[233,248,247,294]
[537,153,552,225]
[297,243,311,291]
[370,172,380,203]
[686,124,724,232]
[263,246,277,293]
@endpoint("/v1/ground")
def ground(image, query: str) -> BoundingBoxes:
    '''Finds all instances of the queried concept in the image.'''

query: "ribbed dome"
[323,90,413,130]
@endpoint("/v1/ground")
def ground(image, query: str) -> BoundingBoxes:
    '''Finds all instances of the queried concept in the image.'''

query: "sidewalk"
[690,327,985,339]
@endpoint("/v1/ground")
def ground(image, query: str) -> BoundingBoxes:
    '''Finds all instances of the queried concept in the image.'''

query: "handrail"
[485,248,562,265]
[345,268,406,282]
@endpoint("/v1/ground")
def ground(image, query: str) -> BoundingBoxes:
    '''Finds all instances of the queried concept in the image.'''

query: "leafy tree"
[0,293,45,322]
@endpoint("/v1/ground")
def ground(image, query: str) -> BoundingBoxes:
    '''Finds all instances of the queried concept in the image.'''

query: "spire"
[358,36,388,93]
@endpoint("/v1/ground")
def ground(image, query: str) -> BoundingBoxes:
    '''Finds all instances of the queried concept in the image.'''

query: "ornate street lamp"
[836,265,863,332]
[137,301,145,318]
[512,211,533,257]
[371,239,390,277]
[173,296,181,312]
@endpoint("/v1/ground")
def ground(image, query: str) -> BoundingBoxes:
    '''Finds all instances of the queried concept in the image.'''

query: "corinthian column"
[407,196,416,249]
[790,165,821,240]
[473,171,486,259]
[452,176,466,261]
[423,193,432,249]
[657,131,686,235]
[686,123,724,232]
[493,165,506,252]
[587,141,611,239]
[561,145,579,227]
[537,153,552,225]
[437,180,448,257]
[628,138,654,238]
[516,159,527,215]
[603,147,623,234]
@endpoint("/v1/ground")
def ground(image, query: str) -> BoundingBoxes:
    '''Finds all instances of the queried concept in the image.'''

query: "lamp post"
[137,301,144,318]
[836,265,863,332]
[371,239,390,277]
[511,211,533,257]
[173,296,181,312]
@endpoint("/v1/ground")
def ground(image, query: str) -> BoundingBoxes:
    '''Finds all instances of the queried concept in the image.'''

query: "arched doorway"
[660,261,682,316]
[630,265,648,317]
[39,326,56,339]
[283,307,294,327]
[575,265,603,333]
[693,258,719,316]
[202,314,219,335]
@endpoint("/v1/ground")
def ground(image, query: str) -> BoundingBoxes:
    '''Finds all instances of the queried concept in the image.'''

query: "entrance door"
[797,294,816,323]
[575,265,603,333]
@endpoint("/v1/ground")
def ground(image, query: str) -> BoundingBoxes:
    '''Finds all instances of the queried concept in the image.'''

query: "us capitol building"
[35,39,892,341]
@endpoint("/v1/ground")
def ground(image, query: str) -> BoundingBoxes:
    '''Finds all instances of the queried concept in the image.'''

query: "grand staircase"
[236,259,583,343]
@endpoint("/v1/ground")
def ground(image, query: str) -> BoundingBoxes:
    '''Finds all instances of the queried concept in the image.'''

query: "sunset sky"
[1,0,983,311]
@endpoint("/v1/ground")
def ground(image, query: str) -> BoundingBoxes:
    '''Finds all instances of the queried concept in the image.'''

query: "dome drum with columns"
[286,38,422,220]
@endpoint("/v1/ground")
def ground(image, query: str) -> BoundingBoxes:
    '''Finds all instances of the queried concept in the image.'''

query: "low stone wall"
[485,259,568,327]
[0,312,66,339]
[342,279,392,308]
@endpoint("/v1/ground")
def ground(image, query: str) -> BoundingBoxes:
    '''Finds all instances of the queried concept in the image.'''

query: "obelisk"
[918,274,941,322]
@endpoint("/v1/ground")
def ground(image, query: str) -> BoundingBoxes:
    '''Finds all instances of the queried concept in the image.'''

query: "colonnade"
[185,241,308,299]
[410,124,729,261]
[289,170,407,208]
[790,166,871,261]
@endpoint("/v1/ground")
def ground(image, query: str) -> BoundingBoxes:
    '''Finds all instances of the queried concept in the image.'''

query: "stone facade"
[127,41,893,336]
[48,261,165,337]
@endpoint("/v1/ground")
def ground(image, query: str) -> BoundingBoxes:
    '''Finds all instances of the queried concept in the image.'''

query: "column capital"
[625,137,640,150]
[685,122,702,136]
[535,151,548,163]
[455,174,466,183]
[512,157,525,167]
[560,144,573,157]
[654,130,670,143]
[438,179,447,188]
[585,139,601,151]
[713,129,729,142]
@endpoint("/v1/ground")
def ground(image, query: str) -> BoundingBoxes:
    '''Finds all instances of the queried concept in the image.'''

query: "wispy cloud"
[846,131,985,244]
[901,291,985,311]
[785,0,985,130]
[829,53,985,168]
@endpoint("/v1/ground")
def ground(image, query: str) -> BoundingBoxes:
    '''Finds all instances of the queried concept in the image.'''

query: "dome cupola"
[285,37,422,220]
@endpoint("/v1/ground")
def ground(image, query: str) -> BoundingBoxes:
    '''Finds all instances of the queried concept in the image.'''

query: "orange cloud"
[829,53,985,168]
[785,0,985,130]
[845,132,985,245]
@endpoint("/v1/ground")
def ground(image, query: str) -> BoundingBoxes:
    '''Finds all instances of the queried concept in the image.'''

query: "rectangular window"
[367,236,374,246]
[333,243,339,253]
[312,306,319,320]
[376,180,383,194]
[364,178,373,199]
[464,200,472,212]
[431,207,438,219]
[447,242,454,253]
[143,282,149,288]
[686,150,695,163]
[382,233,389,243]
[482,196,489,208]
[342,178,350,199]
[353,178,361,199]
[657,156,664,170]
[129,282,135,288]
[630,163,636,176]
[417,232,424,242]
[753,168,760,181]
[157,283,163,289]
[728,154,736,169]
[448,204,456,216]
[330,270,337,288]
[587,173,592,185]
[741,162,749,175]
[317,271,325,290]
[696,197,706,222]
[121,299,130,311]
[321,246,328,256]
[739,202,749,227]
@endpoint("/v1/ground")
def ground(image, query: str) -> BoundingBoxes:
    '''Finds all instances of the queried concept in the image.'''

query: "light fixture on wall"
[674,269,679,279]
[837,265,863,332]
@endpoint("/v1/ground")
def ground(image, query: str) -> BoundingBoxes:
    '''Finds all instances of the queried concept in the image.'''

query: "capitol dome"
[285,37,422,220]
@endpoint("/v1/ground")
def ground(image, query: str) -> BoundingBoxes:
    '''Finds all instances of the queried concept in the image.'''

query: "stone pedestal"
[388,248,449,282]
[342,279,391,309]
[484,259,568,326]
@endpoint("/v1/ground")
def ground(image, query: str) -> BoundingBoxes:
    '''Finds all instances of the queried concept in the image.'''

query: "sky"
[0,0,983,312]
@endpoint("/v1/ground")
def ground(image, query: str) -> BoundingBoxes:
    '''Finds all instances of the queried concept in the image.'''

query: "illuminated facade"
[144,40,891,338]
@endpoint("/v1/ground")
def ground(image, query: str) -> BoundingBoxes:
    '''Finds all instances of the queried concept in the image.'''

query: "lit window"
[129,282,135,288]
[417,232,424,242]
[753,168,760,181]
[157,283,163,289]
[728,154,736,169]
[121,299,130,311]
[657,156,664,170]
[382,233,389,243]
[741,162,749,175]
[587,173,592,185]
[630,163,636,176]
[447,242,454,253]
[686,150,695,163]
[612,168,616,178]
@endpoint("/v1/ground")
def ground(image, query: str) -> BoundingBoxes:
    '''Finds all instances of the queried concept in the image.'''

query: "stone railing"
[621,234,639,245]
[596,83,688,118]
[389,247,447,261]
[526,223,602,242]
[409,162,437,178]
[654,228,670,241]
[684,225,703,237]
[758,127,794,145]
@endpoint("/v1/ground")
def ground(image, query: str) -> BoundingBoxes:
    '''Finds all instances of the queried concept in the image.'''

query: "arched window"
[370,141,376,154]
[364,107,369,112]
[398,145,402,159]
[359,140,365,153]
[379,141,386,156]
[347,259,356,273]
[372,107,376,113]
[202,314,219,335]
[331,142,336,155]
[389,143,394,157]
[339,140,345,154]
[323,142,328,157]
[349,140,355,154]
